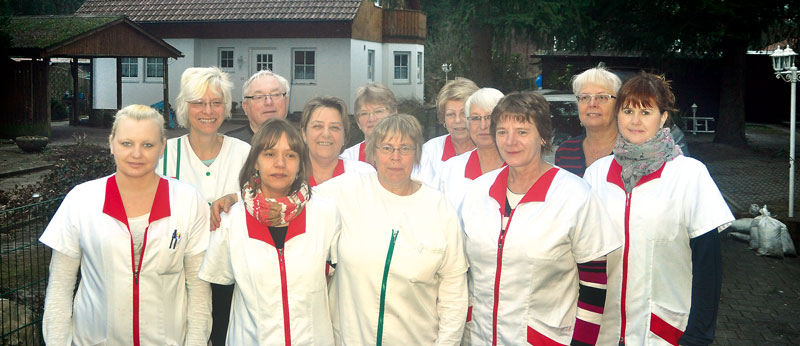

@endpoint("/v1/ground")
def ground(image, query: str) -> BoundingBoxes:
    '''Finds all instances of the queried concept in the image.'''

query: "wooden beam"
[162,57,169,126]
[71,58,79,125]
[116,57,122,110]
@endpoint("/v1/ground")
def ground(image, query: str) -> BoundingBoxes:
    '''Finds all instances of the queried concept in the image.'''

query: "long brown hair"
[239,118,310,197]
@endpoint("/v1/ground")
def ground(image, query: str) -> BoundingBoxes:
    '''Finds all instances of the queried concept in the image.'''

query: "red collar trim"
[606,158,666,191]
[358,142,367,162]
[488,166,559,211]
[464,150,482,180]
[246,207,307,247]
[102,175,171,227]
[309,159,345,187]
[441,135,456,161]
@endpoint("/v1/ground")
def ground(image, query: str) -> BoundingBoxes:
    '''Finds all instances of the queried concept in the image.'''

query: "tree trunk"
[468,3,493,87]
[713,39,748,146]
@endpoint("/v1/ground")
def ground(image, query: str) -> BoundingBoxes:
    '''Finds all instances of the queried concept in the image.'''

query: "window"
[417,52,423,84]
[393,52,410,82]
[219,48,234,70]
[145,58,164,79]
[293,49,315,83]
[121,58,138,79]
[367,49,375,81]
[255,53,273,71]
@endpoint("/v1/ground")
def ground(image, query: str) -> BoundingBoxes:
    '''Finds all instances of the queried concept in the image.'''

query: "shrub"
[50,98,68,121]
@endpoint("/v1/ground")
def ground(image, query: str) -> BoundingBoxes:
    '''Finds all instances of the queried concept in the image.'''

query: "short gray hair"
[242,70,290,98]
[174,67,233,128]
[571,66,622,95]
[365,114,423,166]
[354,83,397,115]
[111,104,166,140]
[465,88,504,124]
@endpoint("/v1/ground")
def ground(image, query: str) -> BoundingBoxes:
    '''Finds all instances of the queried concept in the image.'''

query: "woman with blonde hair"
[158,66,250,346]
[41,105,211,345]
[418,78,479,187]
[340,83,398,162]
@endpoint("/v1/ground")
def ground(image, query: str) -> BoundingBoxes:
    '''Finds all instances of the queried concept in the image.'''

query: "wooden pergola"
[1,15,182,138]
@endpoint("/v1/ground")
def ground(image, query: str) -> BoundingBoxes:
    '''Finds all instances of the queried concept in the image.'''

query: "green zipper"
[376,229,399,346]
[161,137,181,179]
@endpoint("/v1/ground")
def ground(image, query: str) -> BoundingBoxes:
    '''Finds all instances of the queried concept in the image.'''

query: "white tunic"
[437,149,487,210]
[309,158,375,187]
[40,175,210,346]
[198,197,340,345]
[418,134,456,188]
[314,173,469,346]
[583,155,733,346]
[340,141,366,162]
[460,166,620,345]
[157,134,250,204]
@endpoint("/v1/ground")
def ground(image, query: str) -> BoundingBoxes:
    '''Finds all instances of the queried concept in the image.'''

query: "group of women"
[41,65,733,346]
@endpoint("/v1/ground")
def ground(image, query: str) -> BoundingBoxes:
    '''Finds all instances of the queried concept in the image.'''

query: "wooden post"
[116,57,122,110]
[162,57,169,126]
[71,58,79,125]
[88,58,94,118]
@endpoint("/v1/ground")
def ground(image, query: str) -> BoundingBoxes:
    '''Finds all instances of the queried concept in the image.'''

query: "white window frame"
[219,48,235,71]
[144,57,164,83]
[120,57,139,82]
[393,51,410,84]
[367,49,375,81]
[255,52,273,72]
[417,52,423,84]
[292,48,316,84]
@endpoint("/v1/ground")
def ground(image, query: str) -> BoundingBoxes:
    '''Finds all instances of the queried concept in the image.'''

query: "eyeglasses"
[377,145,415,156]
[357,107,390,120]
[186,100,225,109]
[467,115,491,122]
[576,94,616,105]
[244,93,286,103]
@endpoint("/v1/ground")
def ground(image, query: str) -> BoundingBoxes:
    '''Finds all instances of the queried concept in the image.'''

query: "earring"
[541,138,546,146]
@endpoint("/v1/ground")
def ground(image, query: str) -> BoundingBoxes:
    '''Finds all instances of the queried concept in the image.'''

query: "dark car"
[534,90,583,146]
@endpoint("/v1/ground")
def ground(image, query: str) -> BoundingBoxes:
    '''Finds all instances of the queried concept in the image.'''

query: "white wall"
[349,39,385,110]
[382,43,424,101]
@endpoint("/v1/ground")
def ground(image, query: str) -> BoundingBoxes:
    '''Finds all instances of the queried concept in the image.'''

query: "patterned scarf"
[613,127,682,193]
[241,176,309,227]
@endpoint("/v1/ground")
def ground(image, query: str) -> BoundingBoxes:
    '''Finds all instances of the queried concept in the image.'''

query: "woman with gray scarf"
[583,72,733,346]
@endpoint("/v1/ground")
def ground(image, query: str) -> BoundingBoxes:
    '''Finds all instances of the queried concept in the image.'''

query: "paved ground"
[1,122,800,345]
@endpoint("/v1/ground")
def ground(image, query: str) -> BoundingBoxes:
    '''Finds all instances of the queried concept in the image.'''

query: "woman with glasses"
[437,88,505,209]
[460,91,619,345]
[340,83,397,163]
[584,73,732,346]
[316,114,468,345]
[41,105,211,345]
[418,78,479,187]
[199,118,340,345]
[158,67,250,346]
[554,66,622,177]
[300,96,374,187]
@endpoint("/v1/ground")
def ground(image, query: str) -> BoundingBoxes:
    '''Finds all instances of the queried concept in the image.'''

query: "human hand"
[210,193,237,231]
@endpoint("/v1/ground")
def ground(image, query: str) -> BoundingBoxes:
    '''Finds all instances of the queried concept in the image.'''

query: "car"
[534,90,583,146]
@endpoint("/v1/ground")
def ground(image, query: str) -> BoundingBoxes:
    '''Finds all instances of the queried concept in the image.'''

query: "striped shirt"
[554,134,587,177]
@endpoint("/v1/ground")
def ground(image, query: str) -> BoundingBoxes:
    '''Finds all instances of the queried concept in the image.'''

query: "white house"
[77,0,426,114]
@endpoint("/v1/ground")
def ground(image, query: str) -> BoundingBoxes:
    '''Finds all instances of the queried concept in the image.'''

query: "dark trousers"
[210,283,234,346]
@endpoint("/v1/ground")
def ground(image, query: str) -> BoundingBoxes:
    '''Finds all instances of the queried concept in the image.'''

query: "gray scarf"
[613,127,682,193]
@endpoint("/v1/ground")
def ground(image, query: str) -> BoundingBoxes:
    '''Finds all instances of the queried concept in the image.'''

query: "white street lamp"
[441,63,452,82]
[691,103,698,135]
[770,45,799,217]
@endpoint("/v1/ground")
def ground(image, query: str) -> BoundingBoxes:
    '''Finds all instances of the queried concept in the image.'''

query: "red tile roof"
[76,0,363,23]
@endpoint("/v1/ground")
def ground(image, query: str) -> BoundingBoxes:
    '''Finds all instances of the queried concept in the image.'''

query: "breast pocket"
[638,199,683,241]
[153,227,185,275]
[392,238,446,284]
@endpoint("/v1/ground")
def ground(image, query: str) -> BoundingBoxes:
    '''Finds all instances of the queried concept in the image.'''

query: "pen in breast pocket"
[169,229,179,249]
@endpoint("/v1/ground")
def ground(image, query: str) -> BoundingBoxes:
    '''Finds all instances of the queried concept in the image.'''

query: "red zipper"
[127,226,149,346]
[277,248,292,346]
[619,193,631,346]
[492,208,516,346]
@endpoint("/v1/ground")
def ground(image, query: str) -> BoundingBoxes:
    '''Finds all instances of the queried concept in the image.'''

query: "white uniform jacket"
[583,155,733,346]
[158,134,250,204]
[460,166,620,345]
[198,196,340,345]
[40,175,210,346]
[314,172,469,346]
[438,149,504,210]
[340,141,366,162]
[309,158,375,187]
[417,134,457,188]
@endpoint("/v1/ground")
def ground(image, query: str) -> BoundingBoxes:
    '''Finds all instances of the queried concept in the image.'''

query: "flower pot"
[15,136,49,153]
